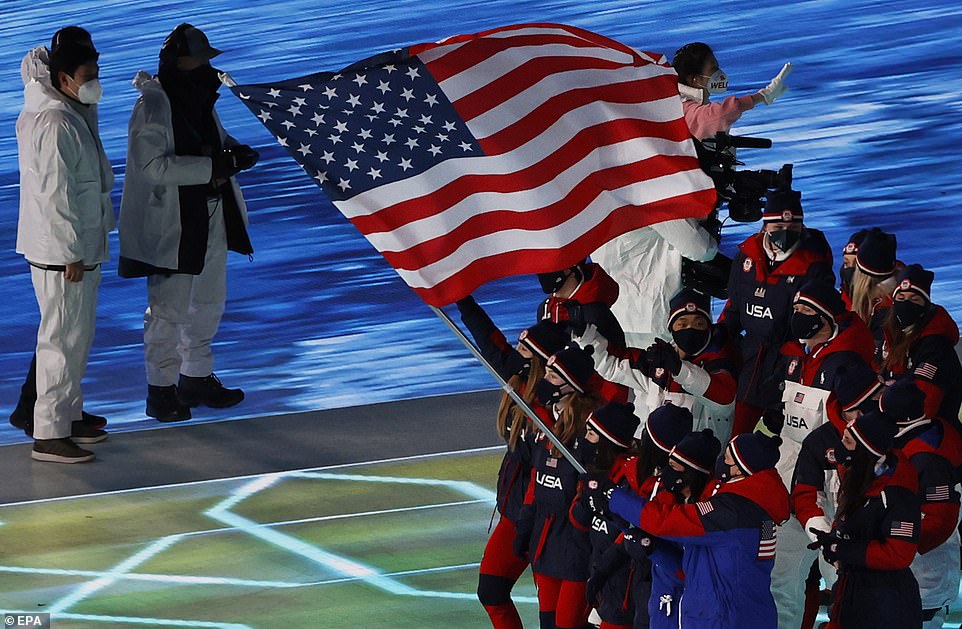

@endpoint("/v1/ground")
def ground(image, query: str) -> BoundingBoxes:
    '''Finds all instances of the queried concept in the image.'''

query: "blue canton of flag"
[234,52,481,202]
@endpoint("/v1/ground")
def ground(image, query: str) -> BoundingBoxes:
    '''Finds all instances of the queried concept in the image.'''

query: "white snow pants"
[31,264,101,440]
[144,198,227,386]
[771,437,838,629]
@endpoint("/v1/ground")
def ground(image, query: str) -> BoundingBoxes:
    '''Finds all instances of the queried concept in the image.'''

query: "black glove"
[210,149,243,181]
[230,144,260,170]
[586,543,627,605]
[628,348,651,374]
[646,339,682,376]
[513,509,535,561]
[807,527,850,564]
[581,473,615,516]
[761,407,785,435]
[562,300,587,336]
[621,528,657,559]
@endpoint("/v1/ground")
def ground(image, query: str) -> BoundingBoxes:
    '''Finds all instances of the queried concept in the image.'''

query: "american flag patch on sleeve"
[757,519,777,560]
[696,501,714,516]
[890,521,915,538]
[914,363,938,381]
[925,485,951,502]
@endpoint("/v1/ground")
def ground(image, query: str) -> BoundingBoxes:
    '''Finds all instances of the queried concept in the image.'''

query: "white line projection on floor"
[2,445,537,628]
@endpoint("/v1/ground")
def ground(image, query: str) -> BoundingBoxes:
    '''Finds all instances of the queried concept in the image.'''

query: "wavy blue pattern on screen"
[0,0,959,443]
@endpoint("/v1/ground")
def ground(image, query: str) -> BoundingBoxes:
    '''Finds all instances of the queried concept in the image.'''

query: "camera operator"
[717,189,835,436]
[672,42,792,141]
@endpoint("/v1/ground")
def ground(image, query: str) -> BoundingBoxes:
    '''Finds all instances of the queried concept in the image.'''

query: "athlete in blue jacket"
[609,432,790,629]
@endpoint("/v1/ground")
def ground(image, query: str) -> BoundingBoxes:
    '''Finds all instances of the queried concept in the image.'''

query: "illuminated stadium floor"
[0,448,538,629]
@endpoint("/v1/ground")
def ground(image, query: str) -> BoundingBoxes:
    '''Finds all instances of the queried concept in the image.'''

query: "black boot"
[178,373,244,409]
[146,385,192,422]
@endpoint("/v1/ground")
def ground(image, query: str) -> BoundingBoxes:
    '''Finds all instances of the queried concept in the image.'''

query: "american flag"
[696,501,714,516]
[914,362,938,381]
[889,520,916,538]
[757,518,776,560]
[230,23,716,306]
[925,485,951,502]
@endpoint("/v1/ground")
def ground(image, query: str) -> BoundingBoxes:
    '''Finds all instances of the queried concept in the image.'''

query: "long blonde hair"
[550,390,603,458]
[496,354,547,451]
[850,269,879,323]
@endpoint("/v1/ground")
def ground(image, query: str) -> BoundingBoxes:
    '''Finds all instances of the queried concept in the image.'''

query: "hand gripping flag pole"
[431,305,586,474]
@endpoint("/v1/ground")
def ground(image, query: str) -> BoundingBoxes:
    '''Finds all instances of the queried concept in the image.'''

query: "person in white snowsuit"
[16,35,113,463]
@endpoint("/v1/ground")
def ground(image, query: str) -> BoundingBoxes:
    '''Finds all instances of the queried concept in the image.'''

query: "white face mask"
[76,78,103,105]
[702,69,728,94]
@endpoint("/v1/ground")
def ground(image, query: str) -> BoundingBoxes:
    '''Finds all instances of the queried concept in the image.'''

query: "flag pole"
[430,306,587,474]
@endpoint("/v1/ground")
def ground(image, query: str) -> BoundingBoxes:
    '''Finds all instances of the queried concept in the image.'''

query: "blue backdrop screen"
[1,0,960,443]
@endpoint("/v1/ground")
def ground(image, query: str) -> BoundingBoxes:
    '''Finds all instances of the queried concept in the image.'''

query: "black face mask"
[840,266,856,291]
[538,270,569,294]
[893,300,928,330]
[714,456,733,483]
[578,439,598,466]
[672,327,710,357]
[791,312,824,340]
[186,64,221,91]
[535,379,564,406]
[769,228,801,252]
[659,466,686,495]
[836,446,854,467]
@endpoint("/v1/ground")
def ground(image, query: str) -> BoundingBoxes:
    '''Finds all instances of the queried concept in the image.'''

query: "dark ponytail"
[672,42,714,87]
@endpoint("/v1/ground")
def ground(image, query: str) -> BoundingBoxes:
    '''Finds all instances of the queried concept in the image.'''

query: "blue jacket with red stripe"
[610,469,790,629]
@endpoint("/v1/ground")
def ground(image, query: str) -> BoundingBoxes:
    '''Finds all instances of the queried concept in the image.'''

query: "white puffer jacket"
[119,71,247,271]
[16,46,114,266]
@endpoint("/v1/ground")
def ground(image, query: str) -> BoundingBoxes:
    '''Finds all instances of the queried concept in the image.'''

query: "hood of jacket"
[717,468,791,524]
[568,262,620,307]
[918,305,960,345]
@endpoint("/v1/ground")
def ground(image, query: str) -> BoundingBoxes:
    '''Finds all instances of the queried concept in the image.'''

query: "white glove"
[759,62,793,105]
[804,515,832,543]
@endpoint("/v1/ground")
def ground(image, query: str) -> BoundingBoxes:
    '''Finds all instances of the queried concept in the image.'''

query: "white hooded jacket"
[118,71,247,272]
[16,46,114,266]
[591,219,717,346]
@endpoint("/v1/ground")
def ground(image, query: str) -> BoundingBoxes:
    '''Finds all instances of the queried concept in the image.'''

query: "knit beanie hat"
[587,402,641,448]
[762,189,803,223]
[644,403,694,454]
[519,321,568,361]
[879,378,927,424]
[836,363,884,413]
[670,429,722,474]
[842,229,869,257]
[848,410,897,458]
[794,281,846,325]
[855,228,898,279]
[546,344,595,394]
[729,433,782,474]
[892,264,934,304]
[667,287,712,328]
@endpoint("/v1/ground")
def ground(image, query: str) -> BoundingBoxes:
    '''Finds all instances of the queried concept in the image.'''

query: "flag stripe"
[427,35,629,87]
[452,63,673,127]
[377,174,714,285]
[400,190,714,304]
[341,121,698,221]
[476,85,684,156]
[370,155,705,268]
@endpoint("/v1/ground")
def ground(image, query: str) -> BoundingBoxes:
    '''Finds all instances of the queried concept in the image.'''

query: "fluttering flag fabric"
[230,22,716,306]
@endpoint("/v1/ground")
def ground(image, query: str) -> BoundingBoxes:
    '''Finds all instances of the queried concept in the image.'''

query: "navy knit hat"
[842,229,869,257]
[892,264,934,304]
[519,321,568,361]
[762,189,803,223]
[670,429,721,474]
[794,281,845,325]
[546,344,595,394]
[848,410,897,458]
[855,228,898,279]
[588,402,640,448]
[667,287,712,328]
[879,378,926,424]
[728,433,781,475]
[644,403,694,454]
[836,363,884,413]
